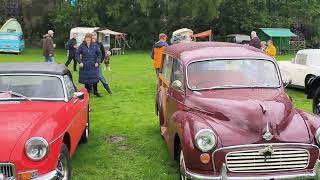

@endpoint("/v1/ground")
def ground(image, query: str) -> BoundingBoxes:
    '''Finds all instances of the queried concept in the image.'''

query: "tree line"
[0,0,319,49]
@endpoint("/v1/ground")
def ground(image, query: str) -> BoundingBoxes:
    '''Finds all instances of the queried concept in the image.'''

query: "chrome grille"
[0,163,15,179]
[226,148,309,172]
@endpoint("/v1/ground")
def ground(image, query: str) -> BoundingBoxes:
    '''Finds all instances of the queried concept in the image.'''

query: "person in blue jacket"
[75,33,102,97]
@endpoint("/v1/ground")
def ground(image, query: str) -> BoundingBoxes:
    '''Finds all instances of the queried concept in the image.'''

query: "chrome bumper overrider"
[185,160,320,180]
[34,170,57,180]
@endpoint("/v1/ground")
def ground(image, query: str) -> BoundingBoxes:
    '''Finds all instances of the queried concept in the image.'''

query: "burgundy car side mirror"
[172,80,182,89]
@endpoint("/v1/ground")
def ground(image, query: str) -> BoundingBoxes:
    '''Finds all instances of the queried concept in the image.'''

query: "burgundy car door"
[166,59,185,125]
[158,55,173,129]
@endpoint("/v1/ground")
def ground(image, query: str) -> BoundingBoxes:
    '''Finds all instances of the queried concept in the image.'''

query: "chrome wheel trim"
[85,122,89,138]
[56,153,68,180]
[179,150,187,180]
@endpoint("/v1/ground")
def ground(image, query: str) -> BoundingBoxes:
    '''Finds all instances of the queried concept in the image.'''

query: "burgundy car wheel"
[313,88,320,115]
[56,144,71,180]
[179,149,188,180]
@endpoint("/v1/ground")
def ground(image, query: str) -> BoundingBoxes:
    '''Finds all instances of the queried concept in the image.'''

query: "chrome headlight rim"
[195,129,217,152]
[315,128,320,145]
[25,137,49,161]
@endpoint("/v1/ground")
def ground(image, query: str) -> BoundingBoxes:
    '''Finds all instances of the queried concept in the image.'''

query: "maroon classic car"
[156,42,320,179]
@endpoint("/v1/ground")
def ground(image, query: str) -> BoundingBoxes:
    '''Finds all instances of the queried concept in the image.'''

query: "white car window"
[295,53,307,65]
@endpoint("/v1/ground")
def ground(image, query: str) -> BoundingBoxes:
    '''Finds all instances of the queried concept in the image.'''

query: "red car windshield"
[0,75,65,100]
[187,59,281,90]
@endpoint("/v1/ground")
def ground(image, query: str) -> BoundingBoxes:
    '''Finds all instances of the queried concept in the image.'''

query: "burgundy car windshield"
[187,59,280,90]
[0,75,64,100]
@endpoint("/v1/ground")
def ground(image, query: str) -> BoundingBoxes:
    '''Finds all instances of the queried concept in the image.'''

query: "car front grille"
[226,148,309,172]
[0,163,15,179]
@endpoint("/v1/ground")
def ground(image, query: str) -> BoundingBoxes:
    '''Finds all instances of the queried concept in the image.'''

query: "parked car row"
[1,42,320,179]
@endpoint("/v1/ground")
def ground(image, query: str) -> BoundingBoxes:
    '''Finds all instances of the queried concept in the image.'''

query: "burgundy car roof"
[164,42,274,64]
[0,63,69,75]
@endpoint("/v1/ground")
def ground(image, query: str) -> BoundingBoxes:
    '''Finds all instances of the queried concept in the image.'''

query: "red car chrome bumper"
[185,160,320,180]
[33,170,57,180]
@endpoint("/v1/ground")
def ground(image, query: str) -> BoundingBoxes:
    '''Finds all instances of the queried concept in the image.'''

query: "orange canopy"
[192,30,213,38]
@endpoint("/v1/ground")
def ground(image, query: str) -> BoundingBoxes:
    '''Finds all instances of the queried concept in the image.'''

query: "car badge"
[259,145,274,162]
[262,122,274,141]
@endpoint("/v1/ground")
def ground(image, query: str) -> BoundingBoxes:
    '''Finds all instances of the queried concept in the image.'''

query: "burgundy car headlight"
[25,137,49,161]
[195,129,217,152]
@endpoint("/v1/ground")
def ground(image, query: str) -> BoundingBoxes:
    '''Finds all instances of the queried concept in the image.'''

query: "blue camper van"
[0,32,25,54]
[0,18,25,54]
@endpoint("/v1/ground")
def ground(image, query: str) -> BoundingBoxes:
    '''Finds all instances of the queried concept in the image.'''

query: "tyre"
[313,87,320,115]
[56,144,71,180]
[178,145,189,180]
[80,109,89,144]
[305,75,316,89]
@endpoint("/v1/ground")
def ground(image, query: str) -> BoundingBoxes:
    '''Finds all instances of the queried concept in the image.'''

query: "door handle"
[73,99,79,104]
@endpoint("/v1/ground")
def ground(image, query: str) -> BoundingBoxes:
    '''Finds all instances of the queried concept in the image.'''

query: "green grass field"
[0,49,312,179]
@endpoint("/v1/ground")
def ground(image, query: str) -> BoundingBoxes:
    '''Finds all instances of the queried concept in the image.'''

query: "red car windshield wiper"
[0,90,32,101]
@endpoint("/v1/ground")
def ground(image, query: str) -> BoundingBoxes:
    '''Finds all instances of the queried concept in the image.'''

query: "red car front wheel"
[56,144,71,180]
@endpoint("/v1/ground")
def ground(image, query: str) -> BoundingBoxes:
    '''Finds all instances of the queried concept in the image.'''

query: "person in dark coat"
[75,33,102,97]
[249,31,261,49]
[92,35,112,94]
[65,33,78,71]
[42,30,55,63]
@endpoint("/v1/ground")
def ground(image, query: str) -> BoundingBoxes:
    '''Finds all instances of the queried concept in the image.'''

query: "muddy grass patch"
[107,135,129,150]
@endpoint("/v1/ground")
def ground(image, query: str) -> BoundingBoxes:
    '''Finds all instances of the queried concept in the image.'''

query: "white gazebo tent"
[98,29,129,55]
[70,27,99,46]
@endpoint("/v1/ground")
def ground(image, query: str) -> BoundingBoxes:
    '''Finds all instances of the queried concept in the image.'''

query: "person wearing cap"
[42,30,55,63]
[76,33,102,97]
[151,33,168,76]
[92,35,112,94]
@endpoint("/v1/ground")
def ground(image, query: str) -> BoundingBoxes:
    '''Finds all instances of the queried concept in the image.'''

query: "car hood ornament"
[263,122,274,141]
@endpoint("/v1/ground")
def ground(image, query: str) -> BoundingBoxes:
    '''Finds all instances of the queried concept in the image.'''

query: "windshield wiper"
[0,90,32,101]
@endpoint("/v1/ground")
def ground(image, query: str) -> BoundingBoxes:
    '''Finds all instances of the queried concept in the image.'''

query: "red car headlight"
[25,137,49,161]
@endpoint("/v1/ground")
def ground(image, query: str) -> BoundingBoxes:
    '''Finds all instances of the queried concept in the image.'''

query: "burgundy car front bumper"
[185,160,319,179]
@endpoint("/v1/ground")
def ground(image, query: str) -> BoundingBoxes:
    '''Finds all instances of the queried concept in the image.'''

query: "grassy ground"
[0,49,311,179]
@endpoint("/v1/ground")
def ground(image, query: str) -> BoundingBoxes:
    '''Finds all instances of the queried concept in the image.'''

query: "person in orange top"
[151,33,168,75]
[266,40,277,59]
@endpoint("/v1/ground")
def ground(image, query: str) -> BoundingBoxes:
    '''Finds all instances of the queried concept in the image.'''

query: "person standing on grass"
[76,33,102,97]
[65,33,78,71]
[42,30,55,63]
[151,33,168,76]
[266,40,277,59]
[249,31,261,49]
[92,35,112,94]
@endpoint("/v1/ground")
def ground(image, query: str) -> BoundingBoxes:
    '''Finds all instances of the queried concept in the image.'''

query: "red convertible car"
[156,42,320,179]
[0,63,89,180]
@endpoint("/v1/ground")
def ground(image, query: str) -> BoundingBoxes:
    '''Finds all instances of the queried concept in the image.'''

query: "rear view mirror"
[283,78,292,88]
[172,80,182,89]
[74,92,84,100]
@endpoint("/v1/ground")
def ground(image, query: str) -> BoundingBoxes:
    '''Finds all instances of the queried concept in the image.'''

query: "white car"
[278,49,320,88]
